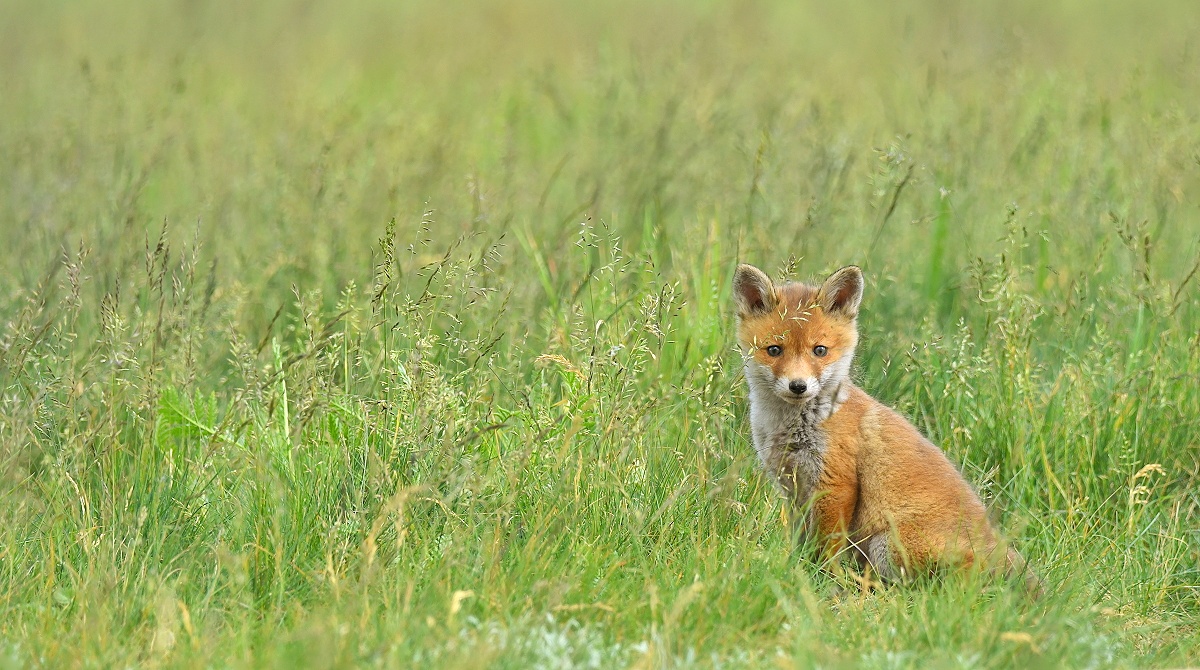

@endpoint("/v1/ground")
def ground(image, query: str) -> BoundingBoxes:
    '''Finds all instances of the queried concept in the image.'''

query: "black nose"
[789,380,807,395]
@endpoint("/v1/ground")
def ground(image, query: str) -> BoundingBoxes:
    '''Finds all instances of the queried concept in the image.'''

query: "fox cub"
[734,263,1037,591]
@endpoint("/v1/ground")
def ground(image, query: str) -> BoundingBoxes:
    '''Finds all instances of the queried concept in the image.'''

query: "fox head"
[733,264,863,405]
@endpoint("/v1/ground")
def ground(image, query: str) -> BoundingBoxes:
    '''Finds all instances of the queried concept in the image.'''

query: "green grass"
[2,0,1199,667]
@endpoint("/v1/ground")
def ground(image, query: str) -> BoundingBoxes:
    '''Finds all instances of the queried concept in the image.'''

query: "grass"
[1,0,1199,667]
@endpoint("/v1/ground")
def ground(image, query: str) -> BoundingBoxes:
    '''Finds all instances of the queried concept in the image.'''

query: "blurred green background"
[4,1,1198,309]
[1,1,1198,667]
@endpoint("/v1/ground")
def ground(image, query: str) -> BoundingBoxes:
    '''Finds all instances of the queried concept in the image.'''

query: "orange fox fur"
[733,263,1038,591]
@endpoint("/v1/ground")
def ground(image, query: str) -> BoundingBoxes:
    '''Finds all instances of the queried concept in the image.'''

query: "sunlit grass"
[1,1,1198,667]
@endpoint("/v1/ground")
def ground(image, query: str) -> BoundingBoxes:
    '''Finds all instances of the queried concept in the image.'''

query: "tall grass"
[1,0,1198,667]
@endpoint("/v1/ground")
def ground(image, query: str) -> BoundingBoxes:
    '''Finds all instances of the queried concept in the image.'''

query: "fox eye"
[813,345,828,357]
[766,345,783,357]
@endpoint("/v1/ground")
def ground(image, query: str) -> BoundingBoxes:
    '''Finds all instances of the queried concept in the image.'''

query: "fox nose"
[789,380,807,395]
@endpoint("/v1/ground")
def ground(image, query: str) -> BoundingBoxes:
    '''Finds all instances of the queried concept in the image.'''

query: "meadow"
[1,1,1199,667]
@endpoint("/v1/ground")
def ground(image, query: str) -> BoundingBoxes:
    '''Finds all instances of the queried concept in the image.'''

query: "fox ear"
[818,266,864,317]
[732,264,778,316]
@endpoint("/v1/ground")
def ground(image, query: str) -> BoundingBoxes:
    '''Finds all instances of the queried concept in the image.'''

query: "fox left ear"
[818,266,864,317]
[732,264,778,316]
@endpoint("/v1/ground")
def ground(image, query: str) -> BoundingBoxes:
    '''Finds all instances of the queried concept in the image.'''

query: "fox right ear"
[732,264,777,316]
[818,265,864,318]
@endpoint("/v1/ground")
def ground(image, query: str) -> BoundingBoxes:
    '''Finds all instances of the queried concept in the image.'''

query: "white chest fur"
[744,361,850,507]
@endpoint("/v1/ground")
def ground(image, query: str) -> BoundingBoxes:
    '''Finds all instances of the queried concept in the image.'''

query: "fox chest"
[751,407,828,505]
